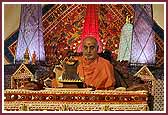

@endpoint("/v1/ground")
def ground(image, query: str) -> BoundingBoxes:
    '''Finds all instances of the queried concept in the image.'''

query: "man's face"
[82,37,98,60]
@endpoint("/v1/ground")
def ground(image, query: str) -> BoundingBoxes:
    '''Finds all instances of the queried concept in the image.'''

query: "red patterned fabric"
[77,5,102,53]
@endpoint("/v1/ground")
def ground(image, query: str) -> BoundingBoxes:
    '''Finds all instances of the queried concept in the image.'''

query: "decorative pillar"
[130,4,156,64]
[16,4,45,62]
[117,15,133,62]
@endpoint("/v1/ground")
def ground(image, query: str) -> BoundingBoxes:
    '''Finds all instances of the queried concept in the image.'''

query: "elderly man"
[77,36,116,90]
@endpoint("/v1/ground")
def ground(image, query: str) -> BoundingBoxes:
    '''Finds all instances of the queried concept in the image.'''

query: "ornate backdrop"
[4,4,164,67]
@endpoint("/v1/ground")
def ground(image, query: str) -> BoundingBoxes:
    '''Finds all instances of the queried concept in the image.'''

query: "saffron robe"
[77,56,116,89]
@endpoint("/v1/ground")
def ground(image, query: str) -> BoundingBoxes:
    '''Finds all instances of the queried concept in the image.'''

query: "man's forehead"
[84,40,96,45]
[83,37,97,45]
[83,43,97,48]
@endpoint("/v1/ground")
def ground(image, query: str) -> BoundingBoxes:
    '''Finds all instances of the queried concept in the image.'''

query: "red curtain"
[77,4,102,53]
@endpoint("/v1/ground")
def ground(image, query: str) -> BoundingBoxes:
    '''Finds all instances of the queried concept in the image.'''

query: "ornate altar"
[4,88,148,111]
[134,65,156,95]
[11,63,34,89]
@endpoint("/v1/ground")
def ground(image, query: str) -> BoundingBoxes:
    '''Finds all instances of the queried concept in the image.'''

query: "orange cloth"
[77,56,115,89]
[51,79,59,88]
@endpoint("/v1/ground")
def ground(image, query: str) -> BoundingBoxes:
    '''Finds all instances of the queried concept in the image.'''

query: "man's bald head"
[82,36,98,60]
[83,36,98,45]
